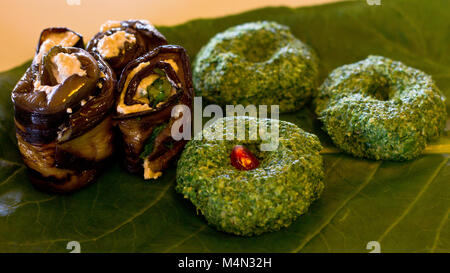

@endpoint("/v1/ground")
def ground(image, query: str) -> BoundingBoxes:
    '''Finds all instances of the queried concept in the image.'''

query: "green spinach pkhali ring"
[176,116,324,236]
[193,21,319,113]
[315,55,447,161]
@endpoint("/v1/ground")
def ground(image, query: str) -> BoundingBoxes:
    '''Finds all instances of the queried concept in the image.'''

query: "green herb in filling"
[140,123,167,159]
[153,68,165,77]
[164,142,174,150]
[146,72,172,108]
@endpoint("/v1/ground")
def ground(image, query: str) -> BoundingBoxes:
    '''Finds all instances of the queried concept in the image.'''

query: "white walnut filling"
[134,74,159,104]
[34,53,86,103]
[33,82,56,95]
[99,20,122,32]
[116,61,151,114]
[116,59,179,115]
[143,158,162,180]
[51,53,86,83]
[34,31,80,64]
[162,59,179,73]
[97,31,136,59]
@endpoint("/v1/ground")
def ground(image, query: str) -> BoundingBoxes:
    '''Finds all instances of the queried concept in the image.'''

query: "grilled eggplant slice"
[86,20,167,75]
[34,27,84,67]
[115,45,193,180]
[12,29,116,193]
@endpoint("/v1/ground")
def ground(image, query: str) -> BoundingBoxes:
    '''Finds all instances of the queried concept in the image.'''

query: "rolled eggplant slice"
[34,27,84,68]
[12,34,116,193]
[86,20,167,75]
[115,45,193,180]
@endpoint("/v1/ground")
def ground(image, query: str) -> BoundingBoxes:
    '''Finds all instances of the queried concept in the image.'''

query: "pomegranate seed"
[230,145,260,171]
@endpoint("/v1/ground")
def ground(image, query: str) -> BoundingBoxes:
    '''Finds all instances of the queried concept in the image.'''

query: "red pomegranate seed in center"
[230,145,260,171]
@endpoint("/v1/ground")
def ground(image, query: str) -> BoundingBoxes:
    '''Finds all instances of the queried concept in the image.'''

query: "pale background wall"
[0,0,342,72]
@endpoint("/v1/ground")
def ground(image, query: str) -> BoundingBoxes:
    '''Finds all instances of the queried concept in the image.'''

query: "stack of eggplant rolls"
[11,20,194,193]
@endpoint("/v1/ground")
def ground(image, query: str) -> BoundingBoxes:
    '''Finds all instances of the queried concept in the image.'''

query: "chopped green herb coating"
[315,55,447,161]
[176,116,324,236]
[193,21,319,113]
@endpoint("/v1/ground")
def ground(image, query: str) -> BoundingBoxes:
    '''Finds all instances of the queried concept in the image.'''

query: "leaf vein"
[377,158,449,242]
[0,166,25,188]
[163,226,207,253]
[291,162,381,253]
[79,180,173,243]
[430,207,450,253]
[0,180,172,248]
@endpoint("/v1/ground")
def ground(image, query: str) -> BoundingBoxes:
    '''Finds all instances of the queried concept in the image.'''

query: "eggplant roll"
[12,29,116,193]
[86,20,167,75]
[34,27,84,66]
[115,45,193,180]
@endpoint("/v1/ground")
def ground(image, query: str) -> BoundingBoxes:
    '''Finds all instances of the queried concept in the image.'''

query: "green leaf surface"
[0,0,449,252]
